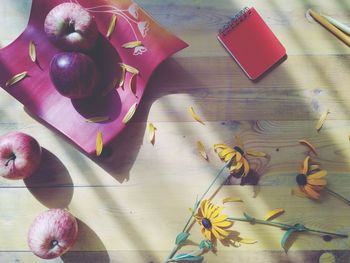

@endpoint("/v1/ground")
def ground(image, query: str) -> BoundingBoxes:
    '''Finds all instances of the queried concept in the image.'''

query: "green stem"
[165,163,229,263]
[325,187,350,206]
[228,217,348,238]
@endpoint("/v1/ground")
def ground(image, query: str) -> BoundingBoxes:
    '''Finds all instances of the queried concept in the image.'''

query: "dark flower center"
[202,218,212,229]
[296,174,307,186]
[233,146,244,155]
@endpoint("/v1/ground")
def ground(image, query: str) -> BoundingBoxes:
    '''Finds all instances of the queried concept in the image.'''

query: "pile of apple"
[45,3,100,99]
[0,3,104,259]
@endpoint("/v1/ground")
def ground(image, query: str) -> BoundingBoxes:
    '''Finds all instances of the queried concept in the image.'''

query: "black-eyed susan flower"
[194,200,232,241]
[295,156,327,199]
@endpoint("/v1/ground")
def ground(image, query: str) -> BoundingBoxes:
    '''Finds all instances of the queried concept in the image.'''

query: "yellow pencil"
[308,9,350,47]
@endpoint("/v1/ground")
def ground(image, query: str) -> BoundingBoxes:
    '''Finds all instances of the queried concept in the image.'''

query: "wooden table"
[1,0,349,262]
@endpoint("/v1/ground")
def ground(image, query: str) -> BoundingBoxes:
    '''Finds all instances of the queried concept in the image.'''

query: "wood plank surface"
[0,0,350,262]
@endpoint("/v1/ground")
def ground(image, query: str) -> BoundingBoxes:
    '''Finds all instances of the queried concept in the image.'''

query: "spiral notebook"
[218,7,286,80]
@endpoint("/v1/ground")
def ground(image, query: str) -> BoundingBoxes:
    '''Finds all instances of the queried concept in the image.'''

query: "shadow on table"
[62,219,110,263]
[24,147,74,208]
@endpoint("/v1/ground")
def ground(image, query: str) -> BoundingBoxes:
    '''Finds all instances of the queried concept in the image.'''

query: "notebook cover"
[218,7,286,80]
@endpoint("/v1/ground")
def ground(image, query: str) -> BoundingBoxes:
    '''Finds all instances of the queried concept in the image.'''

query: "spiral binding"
[219,7,252,36]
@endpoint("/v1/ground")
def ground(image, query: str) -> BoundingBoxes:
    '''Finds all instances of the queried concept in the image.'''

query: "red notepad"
[218,7,286,80]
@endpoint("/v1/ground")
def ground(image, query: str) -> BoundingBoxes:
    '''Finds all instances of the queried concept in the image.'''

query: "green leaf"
[199,240,213,250]
[243,212,255,221]
[172,253,203,262]
[175,232,190,245]
[281,228,296,252]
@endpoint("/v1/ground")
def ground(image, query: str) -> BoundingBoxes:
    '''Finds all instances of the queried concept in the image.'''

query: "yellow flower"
[214,143,250,177]
[295,156,327,199]
[194,200,232,241]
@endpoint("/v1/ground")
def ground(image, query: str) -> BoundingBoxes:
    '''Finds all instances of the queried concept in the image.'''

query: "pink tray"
[0,0,187,155]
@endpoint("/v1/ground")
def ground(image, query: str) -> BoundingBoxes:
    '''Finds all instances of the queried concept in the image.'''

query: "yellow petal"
[85,116,110,123]
[210,206,223,219]
[213,143,229,150]
[316,109,330,132]
[304,184,320,199]
[222,197,243,204]
[122,103,137,124]
[291,187,308,198]
[189,106,204,125]
[5,71,28,87]
[224,152,236,162]
[120,63,139,74]
[122,40,142,48]
[299,139,318,156]
[211,227,222,240]
[229,162,243,172]
[239,238,258,244]
[29,40,36,63]
[308,170,327,179]
[204,228,212,241]
[308,178,327,186]
[246,150,266,157]
[218,147,234,158]
[119,65,126,89]
[214,220,233,228]
[106,14,117,39]
[242,158,250,177]
[302,156,310,174]
[211,214,228,223]
[149,123,156,145]
[236,152,242,162]
[213,226,229,238]
[200,200,207,216]
[96,131,103,156]
[197,141,208,160]
[309,164,320,171]
[263,208,285,221]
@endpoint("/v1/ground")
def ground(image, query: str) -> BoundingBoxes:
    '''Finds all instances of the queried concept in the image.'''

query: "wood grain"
[0,0,350,262]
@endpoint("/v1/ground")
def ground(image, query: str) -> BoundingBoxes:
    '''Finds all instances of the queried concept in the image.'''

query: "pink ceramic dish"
[0,0,187,155]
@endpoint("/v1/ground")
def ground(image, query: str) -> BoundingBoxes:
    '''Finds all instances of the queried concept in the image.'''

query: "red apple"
[50,52,98,99]
[0,132,41,180]
[44,3,99,51]
[28,209,79,259]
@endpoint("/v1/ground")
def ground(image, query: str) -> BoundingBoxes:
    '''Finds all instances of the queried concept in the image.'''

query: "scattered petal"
[291,187,308,198]
[5,71,28,87]
[197,141,208,160]
[120,63,139,74]
[246,150,267,157]
[239,238,258,244]
[316,109,330,132]
[86,116,110,123]
[122,103,137,124]
[299,139,318,155]
[29,40,36,63]
[133,45,147,55]
[96,131,103,156]
[149,123,156,145]
[189,106,204,125]
[222,197,243,204]
[264,208,285,221]
[213,143,229,151]
[128,2,139,19]
[137,21,150,37]
[122,41,142,49]
[106,14,117,39]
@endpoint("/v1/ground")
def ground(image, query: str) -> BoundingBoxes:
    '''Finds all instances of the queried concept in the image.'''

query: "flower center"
[296,174,307,186]
[202,218,212,229]
[233,146,244,155]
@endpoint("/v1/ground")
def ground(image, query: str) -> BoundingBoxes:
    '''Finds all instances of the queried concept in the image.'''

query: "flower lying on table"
[194,200,232,241]
[295,156,327,199]
[214,136,266,178]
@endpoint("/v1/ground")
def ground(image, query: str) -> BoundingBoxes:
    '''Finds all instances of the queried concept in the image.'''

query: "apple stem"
[50,240,59,248]
[5,153,16,167]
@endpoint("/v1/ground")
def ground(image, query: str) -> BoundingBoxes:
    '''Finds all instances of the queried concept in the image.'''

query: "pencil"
[308,9,350,47]
[323,15,350,35]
